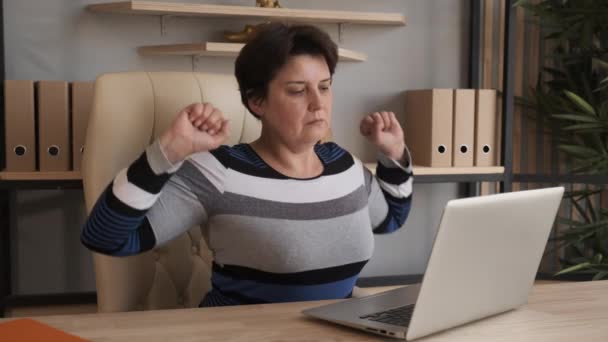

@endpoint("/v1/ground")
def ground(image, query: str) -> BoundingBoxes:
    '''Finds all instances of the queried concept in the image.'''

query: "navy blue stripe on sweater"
[210,143,355,179]
[81,151,163,256]
[373,191,412,234]
[199,288,243,307]
[231,144,267,168]
[213,260,368,285]
[376,161,412,185]
[81,188,157,255]
[211,271,358,304]
[316,142,346,164]
[127,152,171,193]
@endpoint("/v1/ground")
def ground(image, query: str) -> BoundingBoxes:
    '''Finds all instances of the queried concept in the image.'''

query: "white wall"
[5,0,468,294]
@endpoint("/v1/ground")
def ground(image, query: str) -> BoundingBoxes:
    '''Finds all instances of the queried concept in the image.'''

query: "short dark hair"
[234,23,338,118]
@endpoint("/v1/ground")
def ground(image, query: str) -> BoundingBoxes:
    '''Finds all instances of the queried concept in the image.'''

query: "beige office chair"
[82,71,360,313]
[82,71,261,312]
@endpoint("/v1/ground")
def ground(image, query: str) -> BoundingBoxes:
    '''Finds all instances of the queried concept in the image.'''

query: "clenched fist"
[159,103,230,164]
[360,111,405,160]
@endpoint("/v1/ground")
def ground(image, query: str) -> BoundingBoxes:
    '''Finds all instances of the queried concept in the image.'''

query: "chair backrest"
[82,71,261,312]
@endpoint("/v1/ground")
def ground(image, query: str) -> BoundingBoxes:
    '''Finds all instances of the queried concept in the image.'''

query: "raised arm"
[360,111,413,234]
[81,103,230,256]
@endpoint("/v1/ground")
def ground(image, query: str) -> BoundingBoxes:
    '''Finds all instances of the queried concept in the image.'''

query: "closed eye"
[288,89,305,95]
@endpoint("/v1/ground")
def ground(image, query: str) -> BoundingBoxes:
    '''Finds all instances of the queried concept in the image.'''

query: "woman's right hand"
[159,103,230,164]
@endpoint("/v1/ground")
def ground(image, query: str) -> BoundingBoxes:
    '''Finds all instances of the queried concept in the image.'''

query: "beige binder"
[452,89,475,167]
[4,80,36,171]
[37,81,70,171]
[404,89,453,167]
[71,82,94,171]
[474,89,498,166]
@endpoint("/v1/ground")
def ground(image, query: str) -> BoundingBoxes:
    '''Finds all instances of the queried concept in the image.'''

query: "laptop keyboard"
[359,304,415,326]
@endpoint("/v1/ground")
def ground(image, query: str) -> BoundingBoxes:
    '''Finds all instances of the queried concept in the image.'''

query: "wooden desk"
[2,281,607,341]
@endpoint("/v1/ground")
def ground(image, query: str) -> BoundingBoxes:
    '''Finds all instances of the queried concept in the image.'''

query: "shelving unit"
[138,42,367,62]
[86,1,407,26]
[92,1,405,64]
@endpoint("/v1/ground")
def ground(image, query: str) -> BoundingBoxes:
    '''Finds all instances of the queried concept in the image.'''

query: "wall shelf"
[0,167,507,186]
[87,1,406,26]
[137,42,367,62]
[513,173,608,185]
[0,171,81,181]
[365,163,504,175]
[365,163,505,183]
[0,171,83,189]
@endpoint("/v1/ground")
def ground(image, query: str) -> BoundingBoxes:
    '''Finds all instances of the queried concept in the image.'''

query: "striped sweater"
[81,140,413,306]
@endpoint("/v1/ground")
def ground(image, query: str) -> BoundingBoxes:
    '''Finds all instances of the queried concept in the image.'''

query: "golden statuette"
[224,1,283,42]
[224,23,268,43]
[256,0,282,8]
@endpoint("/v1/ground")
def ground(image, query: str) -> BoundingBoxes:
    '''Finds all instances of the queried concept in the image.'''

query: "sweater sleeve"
[80,140,214,256]
[365,146,413,234]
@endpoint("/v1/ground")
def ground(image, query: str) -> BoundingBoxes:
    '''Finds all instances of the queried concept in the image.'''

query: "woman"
[81,23,413,307]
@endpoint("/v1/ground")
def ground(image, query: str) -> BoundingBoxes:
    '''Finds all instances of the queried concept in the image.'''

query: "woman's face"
[252,54,333,147]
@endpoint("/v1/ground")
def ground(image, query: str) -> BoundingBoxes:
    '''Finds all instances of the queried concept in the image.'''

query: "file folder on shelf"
[4,80,36,171]
[404,89,453,167]
[71,82,94,171]
[37,81,70,171]
[474,89,498,167]
[452,89,475,167]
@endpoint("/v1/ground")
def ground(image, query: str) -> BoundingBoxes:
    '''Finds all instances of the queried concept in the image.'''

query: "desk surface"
[2,280,608,341]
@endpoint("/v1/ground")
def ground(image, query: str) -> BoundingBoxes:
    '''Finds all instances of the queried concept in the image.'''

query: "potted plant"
[515,0,608,280]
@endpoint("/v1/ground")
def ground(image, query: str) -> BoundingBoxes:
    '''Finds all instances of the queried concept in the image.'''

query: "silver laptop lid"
[406,187,564,340]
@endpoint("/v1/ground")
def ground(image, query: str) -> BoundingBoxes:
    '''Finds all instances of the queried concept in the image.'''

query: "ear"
[248,97,265,118]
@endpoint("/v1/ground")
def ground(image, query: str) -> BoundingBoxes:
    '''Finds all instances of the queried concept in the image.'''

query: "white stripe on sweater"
[112,168,160,210]
[377,176,413,199]
[222,161,364,204]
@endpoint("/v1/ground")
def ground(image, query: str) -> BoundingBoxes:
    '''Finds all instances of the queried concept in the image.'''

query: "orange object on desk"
[0,318,87,341]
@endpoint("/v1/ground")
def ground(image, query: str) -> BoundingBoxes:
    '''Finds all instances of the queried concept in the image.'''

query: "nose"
[308,89,323,112]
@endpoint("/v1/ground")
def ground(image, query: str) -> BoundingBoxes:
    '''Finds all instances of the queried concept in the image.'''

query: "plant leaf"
[555,262,592,276]
[593,253,603,264]
[552,114,599,123]
[564,189,604,198]
[543,67,567,79]
[592,271,608,280]
[570,197,593,224]
[558,144,599,158]
[564,90,596,116]
[593,58,608,70]
[557,217,584,226]
[600,100,608,120]
[561,220,608,234]
[562,123,606,131]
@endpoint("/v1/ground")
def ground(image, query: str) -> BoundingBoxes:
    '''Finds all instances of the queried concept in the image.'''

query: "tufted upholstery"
[82,72,261,312]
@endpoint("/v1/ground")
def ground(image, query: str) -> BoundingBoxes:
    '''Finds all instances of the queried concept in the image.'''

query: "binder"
[404,89,453,167]
[474,89,498,166]
[4,80,36,171]
[37,81,70,171]
[452,89,475,167]
[71,82,94,171]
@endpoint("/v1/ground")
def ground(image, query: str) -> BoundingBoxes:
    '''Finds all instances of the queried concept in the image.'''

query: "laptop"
[303,187,564,340]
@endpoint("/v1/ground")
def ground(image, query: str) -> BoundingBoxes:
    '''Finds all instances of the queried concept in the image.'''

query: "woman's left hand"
[359,111,406,160]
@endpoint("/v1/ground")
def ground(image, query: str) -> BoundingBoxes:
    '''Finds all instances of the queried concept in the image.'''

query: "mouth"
[307,119,325,125]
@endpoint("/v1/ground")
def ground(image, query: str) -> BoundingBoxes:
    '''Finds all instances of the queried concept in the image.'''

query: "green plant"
[515,0,608,280]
